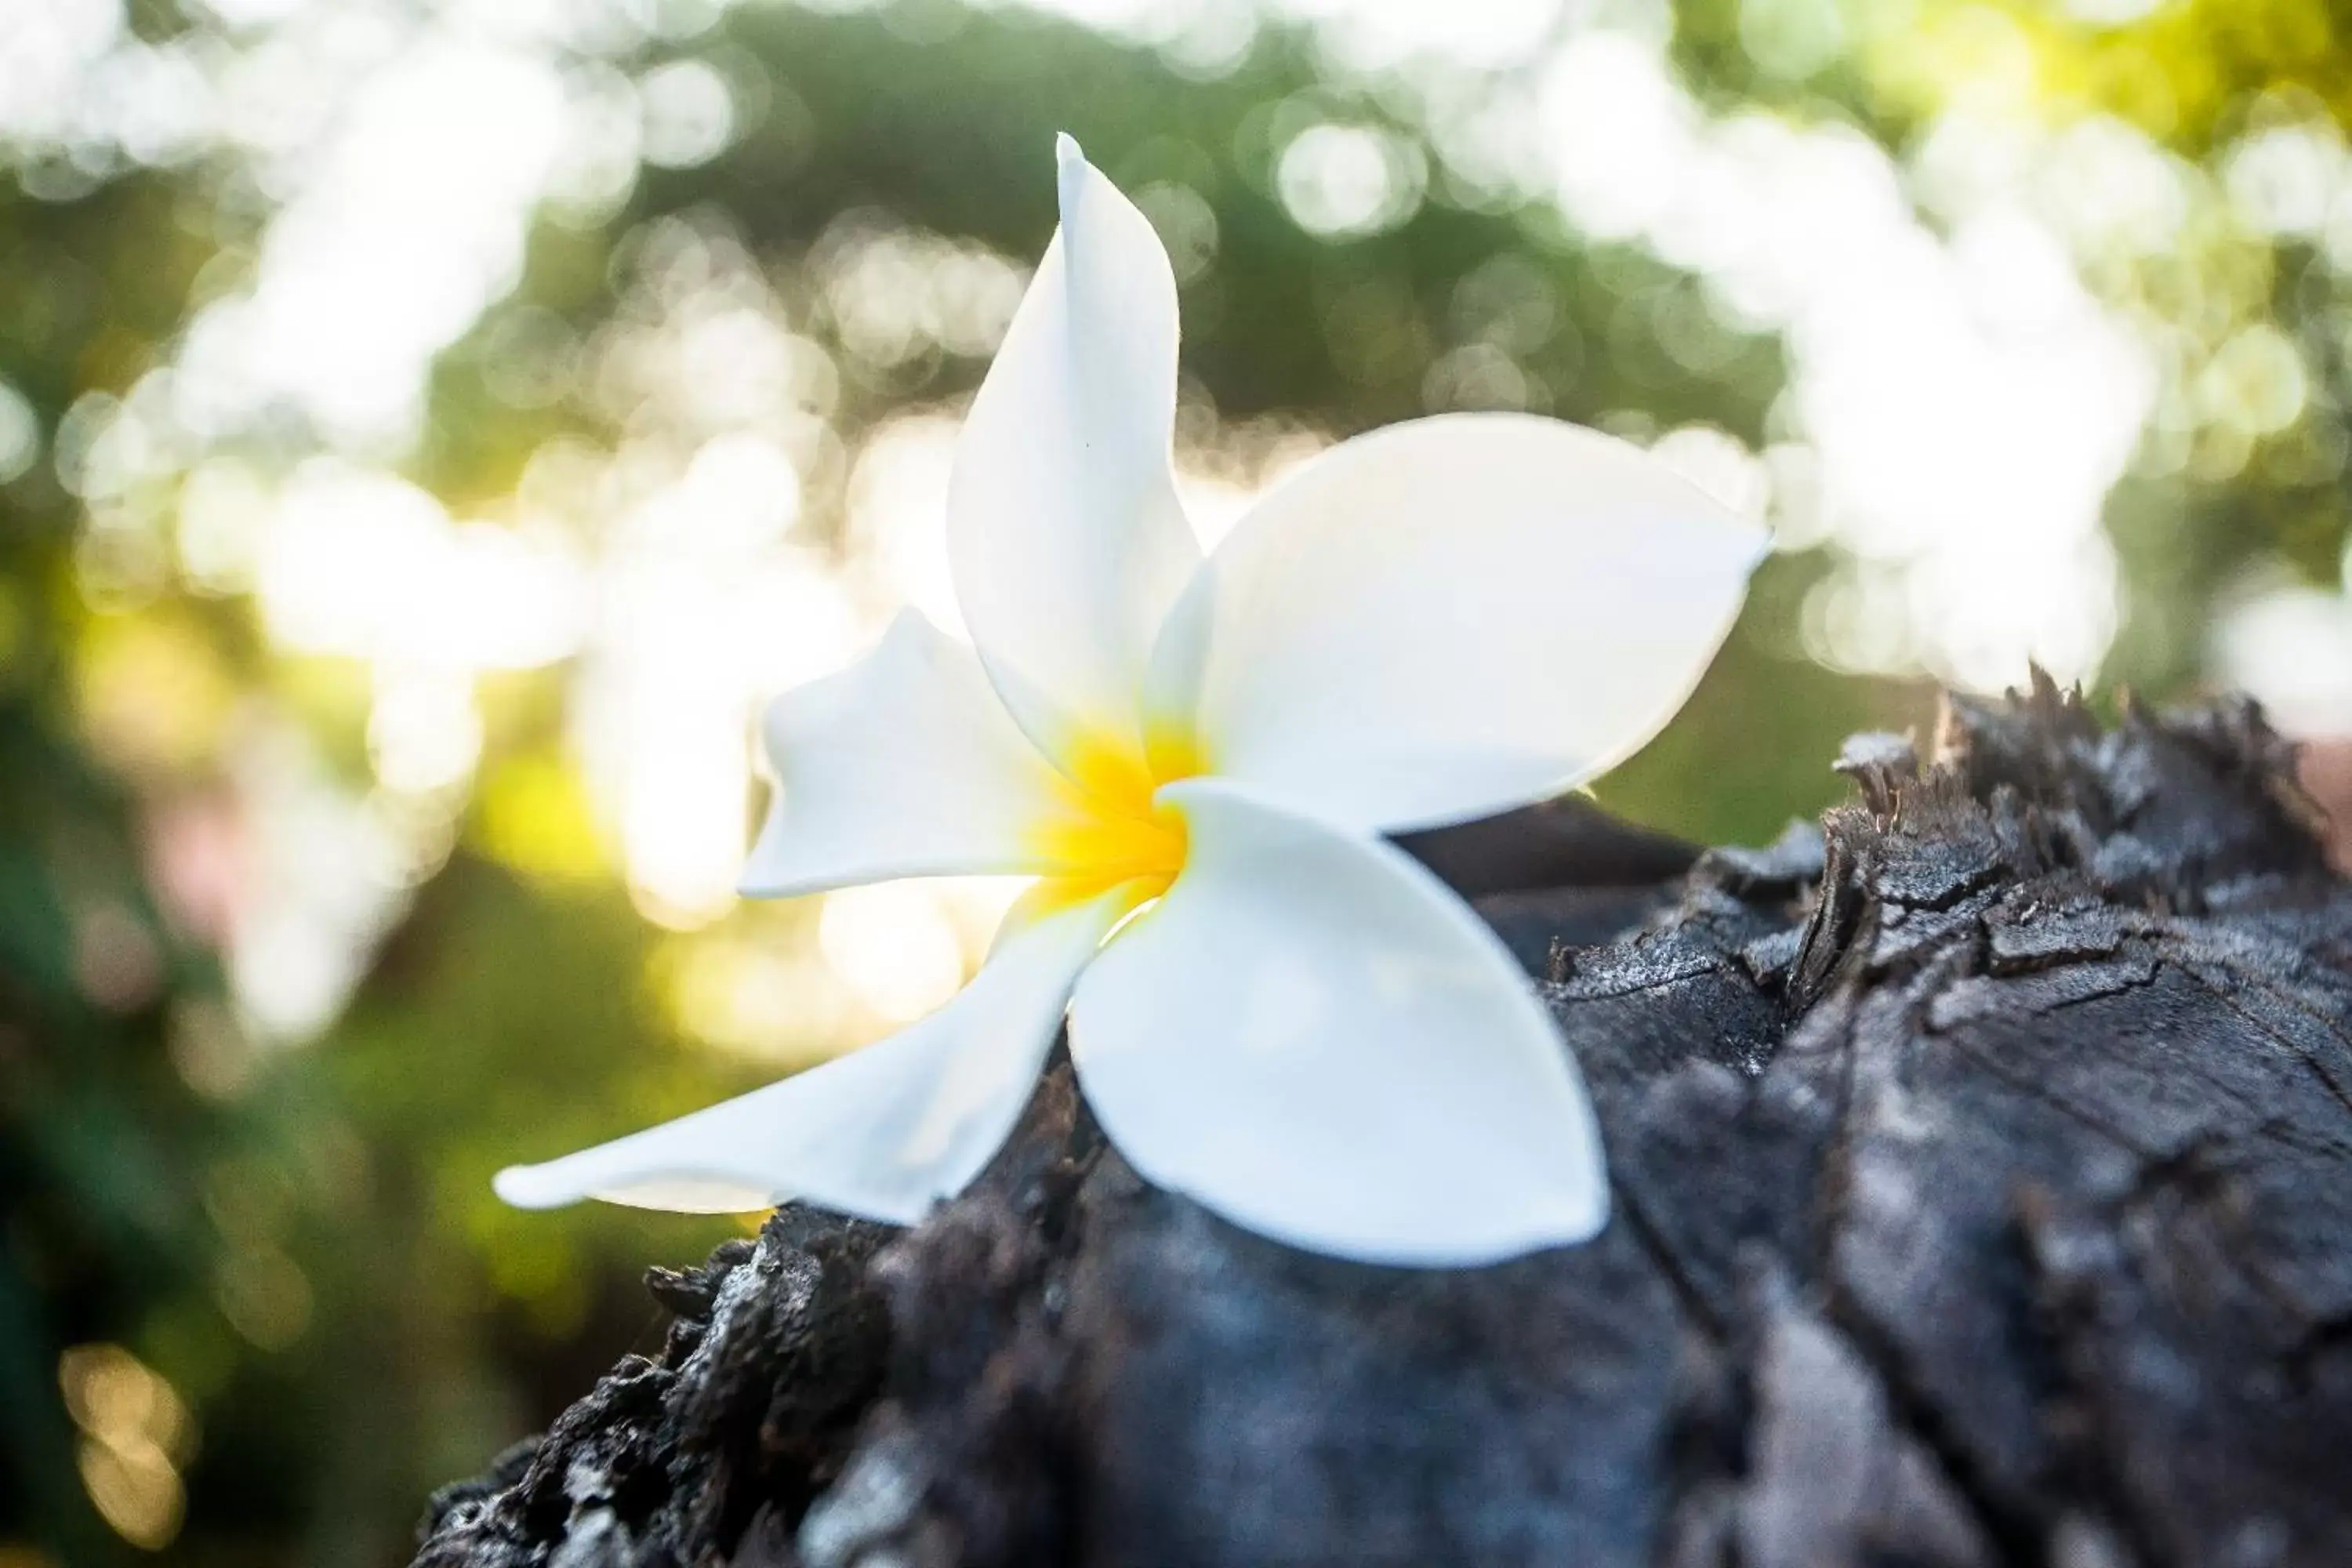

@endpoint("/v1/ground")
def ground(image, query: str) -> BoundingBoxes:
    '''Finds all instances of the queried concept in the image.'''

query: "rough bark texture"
[414,681,2352,1568]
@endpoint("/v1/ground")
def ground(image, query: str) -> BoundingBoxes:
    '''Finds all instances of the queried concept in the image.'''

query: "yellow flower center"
[1027,721,1206,909]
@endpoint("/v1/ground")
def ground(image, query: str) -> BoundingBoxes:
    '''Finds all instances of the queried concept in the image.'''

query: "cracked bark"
[413,679,2352,1568]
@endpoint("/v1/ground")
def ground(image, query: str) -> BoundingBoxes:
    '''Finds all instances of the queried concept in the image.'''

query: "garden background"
[5,0,2352,1560]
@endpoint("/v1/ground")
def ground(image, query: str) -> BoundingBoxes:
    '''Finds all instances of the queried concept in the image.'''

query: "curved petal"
[494,882,1141,1219]
[1145,413,1767,835]
[741,611,1079,898]
[948,135,1200,766]
[1067,779,1606,1266]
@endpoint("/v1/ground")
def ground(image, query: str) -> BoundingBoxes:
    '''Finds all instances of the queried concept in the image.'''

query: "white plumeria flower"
[495,136,1765,1266]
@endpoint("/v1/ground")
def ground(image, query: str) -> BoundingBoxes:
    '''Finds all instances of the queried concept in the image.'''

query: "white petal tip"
[1419,1192,1614,1266]
[1056,132,1088,219]
[496,1161,782,1215]
[1543,1194,1612,1251]
[1373,1204,1612,1269]
[1213,1207,1613,1269]
[492,1164,572,1210]
[1530,1156,1613,1250]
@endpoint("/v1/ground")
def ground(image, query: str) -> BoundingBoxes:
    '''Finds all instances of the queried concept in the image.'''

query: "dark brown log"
[414,679,2352,1568]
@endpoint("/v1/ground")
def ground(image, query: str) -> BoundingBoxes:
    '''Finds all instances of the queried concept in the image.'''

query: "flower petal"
[1066,779,1606,1266]
[1146,412,1767,834]
[741,611,1078,898]
[948,135,1200,764]
[493,882,1140,1219]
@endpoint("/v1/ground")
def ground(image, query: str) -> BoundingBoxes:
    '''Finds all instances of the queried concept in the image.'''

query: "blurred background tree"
[5,0,2352,1560]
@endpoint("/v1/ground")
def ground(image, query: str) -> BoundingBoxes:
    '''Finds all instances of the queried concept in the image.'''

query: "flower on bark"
[495,136,1765,1266]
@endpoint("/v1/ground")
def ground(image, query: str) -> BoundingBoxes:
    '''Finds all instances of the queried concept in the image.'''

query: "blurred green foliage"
[3,0,2349,1561]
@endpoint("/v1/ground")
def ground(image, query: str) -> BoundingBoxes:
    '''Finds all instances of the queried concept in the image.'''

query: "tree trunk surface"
[413,683,2352,1568]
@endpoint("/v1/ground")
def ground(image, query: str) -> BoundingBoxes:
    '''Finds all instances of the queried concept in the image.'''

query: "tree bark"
[414,680,2352,1568]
